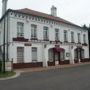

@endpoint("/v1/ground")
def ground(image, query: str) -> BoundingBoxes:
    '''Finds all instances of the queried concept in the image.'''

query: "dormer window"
[17,22,24,37]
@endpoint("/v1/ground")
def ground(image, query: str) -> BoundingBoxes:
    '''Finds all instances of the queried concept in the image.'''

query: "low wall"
[74,58,90,63]
[59,60,70,65]
[81,58,90,62]
[13,62,43,69]
[5,61,13,71]
[48,61,55,66]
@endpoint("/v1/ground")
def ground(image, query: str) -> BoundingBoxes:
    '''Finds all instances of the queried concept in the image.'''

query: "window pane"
[32,47,37,61]
[64,30,67,41]
[17,47,24,63]
[55,29,59,40]
[31,24,37,38]
[71,32,74,42]
[17,22,24,37]
[43,26,49,40]
[77,33,81,43]
[83,34,86,43]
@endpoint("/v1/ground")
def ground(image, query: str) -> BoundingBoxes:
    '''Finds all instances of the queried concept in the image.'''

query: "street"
[0,64,90,90]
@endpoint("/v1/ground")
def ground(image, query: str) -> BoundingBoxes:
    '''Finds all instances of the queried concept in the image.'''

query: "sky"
[0,0,90,27]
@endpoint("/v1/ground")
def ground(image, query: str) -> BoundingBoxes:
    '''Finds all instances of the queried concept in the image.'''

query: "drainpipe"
[6,13,9,61]
[2,18,6,73]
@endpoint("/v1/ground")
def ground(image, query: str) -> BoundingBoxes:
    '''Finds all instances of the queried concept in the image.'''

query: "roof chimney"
[51,6,57,17]
[2,0,8,16]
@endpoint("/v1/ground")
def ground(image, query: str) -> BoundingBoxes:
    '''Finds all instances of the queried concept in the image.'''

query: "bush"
[0,60,2,72]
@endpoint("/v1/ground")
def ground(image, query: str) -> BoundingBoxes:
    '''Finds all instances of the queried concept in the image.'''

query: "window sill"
[82,43,88,46]
[64,41,68,43]
[31,38,38,40]
[13,37,28,42]
[43,39,49,41]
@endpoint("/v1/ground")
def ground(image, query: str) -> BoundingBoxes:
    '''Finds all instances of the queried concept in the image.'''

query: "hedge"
[0,60,2,72]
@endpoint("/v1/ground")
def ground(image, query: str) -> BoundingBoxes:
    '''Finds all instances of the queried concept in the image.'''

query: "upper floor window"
[17,22,24,37]
[83,34,86,43]
[71,32,74,42]
[43,26,49,40]
[55,29,59,41]
[32,47,37,62]
[64,30,68,42]
[31,24,37,39]
[77,33,81,43]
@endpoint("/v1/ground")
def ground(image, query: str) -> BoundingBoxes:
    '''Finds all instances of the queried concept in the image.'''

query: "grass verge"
[0,71,16,78]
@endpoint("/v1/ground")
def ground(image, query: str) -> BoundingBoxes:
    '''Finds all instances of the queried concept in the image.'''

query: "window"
[31,24,37,39]
[71,32,74,42]
[43,26,49,40]
[32,47,37,62]
[64,30,68,41]
[55,29,59,41]
[77,33,81,43]
[60,49,65,61]
[17,47,24,63]
[83,34,86,43]
[17,22,24,37]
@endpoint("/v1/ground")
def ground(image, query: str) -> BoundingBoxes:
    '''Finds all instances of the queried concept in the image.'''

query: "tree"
[82,24,90,57]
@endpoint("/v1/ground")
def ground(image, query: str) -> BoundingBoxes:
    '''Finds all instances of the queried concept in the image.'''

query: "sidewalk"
[16,62,90,73]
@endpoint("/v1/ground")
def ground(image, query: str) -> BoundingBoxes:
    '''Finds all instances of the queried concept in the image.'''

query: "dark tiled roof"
[17,8,74,25]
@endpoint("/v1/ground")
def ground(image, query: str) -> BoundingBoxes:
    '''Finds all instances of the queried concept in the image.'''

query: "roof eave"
[0,9,88,31]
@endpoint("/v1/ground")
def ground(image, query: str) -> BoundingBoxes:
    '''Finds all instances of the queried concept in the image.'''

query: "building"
[0,1,89,69]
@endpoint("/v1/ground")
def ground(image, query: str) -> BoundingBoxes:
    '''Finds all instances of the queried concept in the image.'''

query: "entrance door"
[55,52,60,65]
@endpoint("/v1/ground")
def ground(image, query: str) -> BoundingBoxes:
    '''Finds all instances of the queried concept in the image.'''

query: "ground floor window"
[60,49,65,61]
[17,47,24,63]
[48,49,54,62]
[32,47,37,62]
[74,48,85,60]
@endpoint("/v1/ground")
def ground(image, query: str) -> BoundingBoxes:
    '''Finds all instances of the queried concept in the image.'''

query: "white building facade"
[0,7,89,68]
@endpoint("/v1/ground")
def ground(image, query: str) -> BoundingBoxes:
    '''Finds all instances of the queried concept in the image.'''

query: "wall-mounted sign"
[24,43,32,46]
[66,53,70,57]
[55,44,60,48]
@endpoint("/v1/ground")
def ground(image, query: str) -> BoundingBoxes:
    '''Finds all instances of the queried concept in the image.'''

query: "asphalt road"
[0,64,90,90]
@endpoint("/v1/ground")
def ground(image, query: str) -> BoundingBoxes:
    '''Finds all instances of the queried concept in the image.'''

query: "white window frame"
[17,22,24,37]
[83,34,86,43]
[55,29,59,41]
[32,47,37,62]
[64,30,68,41]
[43,26,49,40]
[71,31,74,42]
[77,33,81,43]
[17,47,24,63]
[31,24,37,39]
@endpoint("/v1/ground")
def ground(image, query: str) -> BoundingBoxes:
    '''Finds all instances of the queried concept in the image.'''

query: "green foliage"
[0,60,2,72]
[0,71,16,78]
[82,24,90,30]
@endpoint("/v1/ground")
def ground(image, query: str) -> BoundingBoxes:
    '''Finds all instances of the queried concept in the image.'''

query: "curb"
[17,62,90,73]
[0,71,21,81]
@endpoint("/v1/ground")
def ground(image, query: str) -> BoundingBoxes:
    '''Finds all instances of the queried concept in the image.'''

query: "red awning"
[55,48,61,52]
